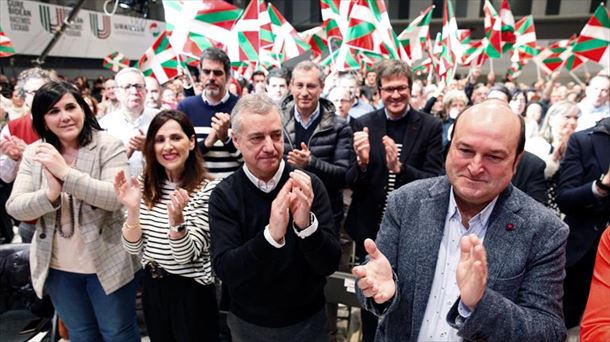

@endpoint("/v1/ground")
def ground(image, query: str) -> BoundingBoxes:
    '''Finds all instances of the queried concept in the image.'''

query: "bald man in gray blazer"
[353,101,568,341]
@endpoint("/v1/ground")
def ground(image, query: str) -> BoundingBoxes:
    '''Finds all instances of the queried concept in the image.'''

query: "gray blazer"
[357,176,568,341]
[6,131,140,298]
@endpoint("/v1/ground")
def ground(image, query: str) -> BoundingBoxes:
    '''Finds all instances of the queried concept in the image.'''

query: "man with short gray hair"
[210,93,340,342]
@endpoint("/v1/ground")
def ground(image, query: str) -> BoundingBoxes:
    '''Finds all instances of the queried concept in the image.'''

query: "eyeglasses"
[120,83,145,91]
[201,69,225,77]
[380,85,409,94]
[24,89,37,96]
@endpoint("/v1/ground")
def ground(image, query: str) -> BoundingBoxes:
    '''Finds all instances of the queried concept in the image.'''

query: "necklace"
[55,193,75,239]
[55,195,74,239]
[54,152,78,239]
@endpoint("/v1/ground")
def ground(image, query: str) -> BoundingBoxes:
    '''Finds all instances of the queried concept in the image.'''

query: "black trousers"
[142,270,219,342]
[563,243,599,329]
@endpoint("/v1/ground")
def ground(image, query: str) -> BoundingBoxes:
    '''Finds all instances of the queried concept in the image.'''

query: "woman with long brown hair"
[114,109,219,341]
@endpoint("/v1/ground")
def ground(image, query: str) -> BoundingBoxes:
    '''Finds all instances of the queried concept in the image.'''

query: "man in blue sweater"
[177,47,241,179]
[210,94,341,342]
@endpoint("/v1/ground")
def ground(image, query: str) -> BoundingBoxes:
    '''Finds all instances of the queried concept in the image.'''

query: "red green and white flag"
[572,2,610,68]
[506,60,523,80]
[483,0,502,59]
[137,31,185,85]
[162,0,242,61]
[267,3,311,61]
[320,0,353,40]
[500,0,516,53]
[322,47,361,71]
[511,15,540,62]
[300,26,329,57]
[397,5,434,62]
[103,51,130,72]
[0,25,17,58]
[533,38,571,75]
[439,0,460,80]
[226,0,263,64]
[563,35,586,71]
[412,57,433,76]
[458,29,486,66]
[341,0,409,62]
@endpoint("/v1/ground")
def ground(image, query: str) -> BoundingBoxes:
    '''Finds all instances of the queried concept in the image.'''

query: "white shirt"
[242,160,318,247]
[201,90,230,106]
[417,189,498,342]
[576,101,609,131]
[98,107,158,178]
[294,103,321,130]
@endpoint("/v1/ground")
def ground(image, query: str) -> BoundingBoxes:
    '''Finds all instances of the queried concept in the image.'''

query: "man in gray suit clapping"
[353,100,568,341]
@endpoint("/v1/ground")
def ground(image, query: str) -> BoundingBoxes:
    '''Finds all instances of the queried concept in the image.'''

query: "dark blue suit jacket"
[345,108,443,249]
[557,120,610,267]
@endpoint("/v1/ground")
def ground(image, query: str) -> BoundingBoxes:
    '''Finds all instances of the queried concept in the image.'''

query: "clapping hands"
[268,170,314,243]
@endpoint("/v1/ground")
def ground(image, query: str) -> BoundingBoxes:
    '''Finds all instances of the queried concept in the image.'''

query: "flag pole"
[536,63,541,80]
[489,58,494,74]
[569,70,585,86]
[327,37,337,66]
[176,54,195,89]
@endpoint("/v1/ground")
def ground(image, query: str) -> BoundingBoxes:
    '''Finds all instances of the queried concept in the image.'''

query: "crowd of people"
[0,47,608,342]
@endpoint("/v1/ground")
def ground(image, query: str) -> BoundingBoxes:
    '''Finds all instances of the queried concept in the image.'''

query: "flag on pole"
[512,15,540,62]
[162,0,242,61]
[505,61,522,80]
[137,31,184,85]
[412,57,433,76]
[300,26,329,57]
[483,0,502,59]
[226,0,263,64]
[103,51,130,72]
[340,0,409,63]
[267,3,311,61]
[572,2,610,68]
[439,0,461,80]
[533,38,571,75]
[458,29,486,66]
[564,35,585,71]
[397,5,434,62]
[0,25,17,58]
[320,0,353,40]
[499,0,516,53]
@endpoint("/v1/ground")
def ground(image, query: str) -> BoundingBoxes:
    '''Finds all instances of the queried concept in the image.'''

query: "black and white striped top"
[122,179,219,285]
[381,143,403,222]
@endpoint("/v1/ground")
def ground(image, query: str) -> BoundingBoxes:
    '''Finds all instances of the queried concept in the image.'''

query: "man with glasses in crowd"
[345,59,444,342]
[99,68,158,178]
[177,47,242,179]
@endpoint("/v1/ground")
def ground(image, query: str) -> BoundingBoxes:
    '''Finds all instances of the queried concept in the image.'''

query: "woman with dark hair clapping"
[6,81,141,341]
[114,109,219,341]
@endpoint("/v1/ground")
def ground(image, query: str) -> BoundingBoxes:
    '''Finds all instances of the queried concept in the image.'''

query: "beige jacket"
[6,131,140,298]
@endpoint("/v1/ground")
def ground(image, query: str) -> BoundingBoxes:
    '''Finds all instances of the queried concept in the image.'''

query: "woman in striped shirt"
[114,110,219,341]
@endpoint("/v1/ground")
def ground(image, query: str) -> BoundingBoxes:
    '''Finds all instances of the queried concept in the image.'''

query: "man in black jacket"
[209,94,340,342]
[557,117,610,329]
[280,61,353,230]
[345,59,444,342]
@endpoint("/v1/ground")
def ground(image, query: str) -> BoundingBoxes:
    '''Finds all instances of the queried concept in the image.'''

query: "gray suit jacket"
[357,176,568,341]
[6,131,140,298]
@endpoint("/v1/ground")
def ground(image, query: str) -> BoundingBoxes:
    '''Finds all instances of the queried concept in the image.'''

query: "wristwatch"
[169,222,186,233]
[596,174,610,192]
